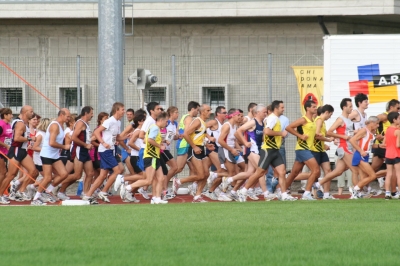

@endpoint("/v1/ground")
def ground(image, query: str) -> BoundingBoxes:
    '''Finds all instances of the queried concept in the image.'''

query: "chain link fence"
[0,54,323,173]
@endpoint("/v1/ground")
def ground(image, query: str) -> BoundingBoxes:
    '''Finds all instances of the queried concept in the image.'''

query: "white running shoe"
[371,189,383,197]
[151,198,168,204]
[301,193,316,201]
[57,192,70,201]
[281,195,297,201]
[228,192,240,202]
[323,194,338,200]
[114,174,123,192]
[138,188,150,200]
[217,193,232,202]
[254,187,263,196]
[203,191,218,200]
[265,193,277,201]
[123,192,140,203]
[221,177,230,192]
[119,184,126,200]
[31,199,47,206]
[0,196,10,205]
[27,184,36,199]
[237,190,247,202]
[247,190,259,201]
[207,172,217,187]
[192,196,207,203]
[98,192,110,203]
[188,183,197,196]
[21,192,31,201]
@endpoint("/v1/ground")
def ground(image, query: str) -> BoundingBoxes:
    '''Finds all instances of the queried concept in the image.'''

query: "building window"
[0,88,23,108]
[59,87,83,114]
[144,87,167,107]
[208,88,225,107]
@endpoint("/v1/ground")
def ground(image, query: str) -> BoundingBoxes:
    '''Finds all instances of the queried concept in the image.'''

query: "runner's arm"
[326,117,349,140]
[32,134,42,152]
[182,119,200,149]
[285,117,306,139]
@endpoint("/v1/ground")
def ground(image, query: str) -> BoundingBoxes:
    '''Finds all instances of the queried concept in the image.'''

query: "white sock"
[212,172,218,179]
[263,191,270,197]
[276,188,281,193]
[177,179,181,185]
[241,187,248,195]
[324,192,330,197]
[231,190,237,194]
[14,180,20,186]
[354,185,360,191]
[126,186,132,192]
[227,177,233,183]
[194,195,200,200]
[304,191,311,196]
[28,184,35,190]
[33,192,41,200]
[315,182,321,189]
[248,188,254,192]
[282,192,288,198]
[121,176,125,182]
[46,185,54,193]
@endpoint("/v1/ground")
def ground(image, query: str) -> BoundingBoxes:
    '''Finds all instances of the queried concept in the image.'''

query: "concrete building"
[1,0,400,166]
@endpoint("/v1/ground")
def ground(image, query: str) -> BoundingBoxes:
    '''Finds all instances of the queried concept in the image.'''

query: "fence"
[0,54,323,172]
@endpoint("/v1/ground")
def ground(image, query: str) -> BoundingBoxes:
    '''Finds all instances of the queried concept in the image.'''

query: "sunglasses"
[219,112,227,114]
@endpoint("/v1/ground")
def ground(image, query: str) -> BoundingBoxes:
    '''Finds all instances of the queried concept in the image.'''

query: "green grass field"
[1,200,398,266]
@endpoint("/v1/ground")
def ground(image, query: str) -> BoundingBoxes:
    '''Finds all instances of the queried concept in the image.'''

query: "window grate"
[0,88,23,108]
[144,87,166,106]
[60,87,82,109]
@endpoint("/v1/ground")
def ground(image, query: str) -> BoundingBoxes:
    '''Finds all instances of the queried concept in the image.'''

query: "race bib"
[87,130,92,144]
[112,135,117,145]
[347,130,354,137]
[367,139,374,154]
[165,131,175,142]
[4,138,11,146]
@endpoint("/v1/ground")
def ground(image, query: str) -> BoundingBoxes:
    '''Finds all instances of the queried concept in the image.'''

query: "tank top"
[353,109,367,130]
[295,116,315,151]
[336,115,354,153]
[130,128,143,156]
[385,126,400,159]
[176,114,190,149]
[40,121,64,159]
[206,119,222,147]
[0,120,12,155]
[263,114,282,150]
[246,118,264,154]
[33,130,45,165]
[312,116,326,152]
[358,128,374,153]
[144,124,161,159]
[190,117,207,146]
[224,121,237,148]
[375,111,390,144]
[11,119,29,149]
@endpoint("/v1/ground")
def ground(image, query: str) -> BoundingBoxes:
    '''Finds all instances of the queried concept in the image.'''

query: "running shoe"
[301,193,316,201]
[281,195,297,201]
[123,192,140,203]
[323,194,338,200]
[27,184,36,199]
[14,191,23,202]
[237,190,247,202]
[138,188,150,200]
[21,192,31,201]
[98,192,110,203]
[385,194,392,200]
[82,196,99,205]
[192,196,207,203]
[151,198,168,204]
[247,190,259,201]
[172,178,180,194]
[119,184,126,200]
[221,177,230,192]
[217,193,232,202]
[57,192,70,201]
[0,196,10,205]
[264,193,278,201]
[227,192,239,202]
[113,174,123,192]
[203,191,218,200]
[31,199,47,206]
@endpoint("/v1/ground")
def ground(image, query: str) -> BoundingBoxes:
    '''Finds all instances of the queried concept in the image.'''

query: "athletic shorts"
[206,144,219,156]
[99,149,118,170]
[129,156,143,173]
[144,157,160,170]
[177,145,189,156]
[223,148,245,164]
[40,156,60,165]
[295,150,314,163]
[121,148,129,163]
[93,160,101,169]
[161,150,174,162]
[35,164,43,172]
[160,154,168,175]
[187,145,206,161]
[258,149,284,170]
[385,157,400,165]
[0,154,7,161]
[72,147,91,163]
[351,151,369,166]
[372,147,386,159]
[7,147,28,162]
[311,151,329,165]
[137,148,145,171]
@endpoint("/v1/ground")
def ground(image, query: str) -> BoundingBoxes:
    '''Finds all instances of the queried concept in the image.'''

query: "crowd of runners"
[0,93,399,205]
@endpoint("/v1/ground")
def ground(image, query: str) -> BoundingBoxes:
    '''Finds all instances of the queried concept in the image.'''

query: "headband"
[227,111,240,119]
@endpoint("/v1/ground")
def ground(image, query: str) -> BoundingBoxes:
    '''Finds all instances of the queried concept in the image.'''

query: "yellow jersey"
[262,113,282,150]
[295,116,316,151]
[312,116,326,152]
[190,117,207,146]
[144,125,162,158]
[375,111,390,144]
